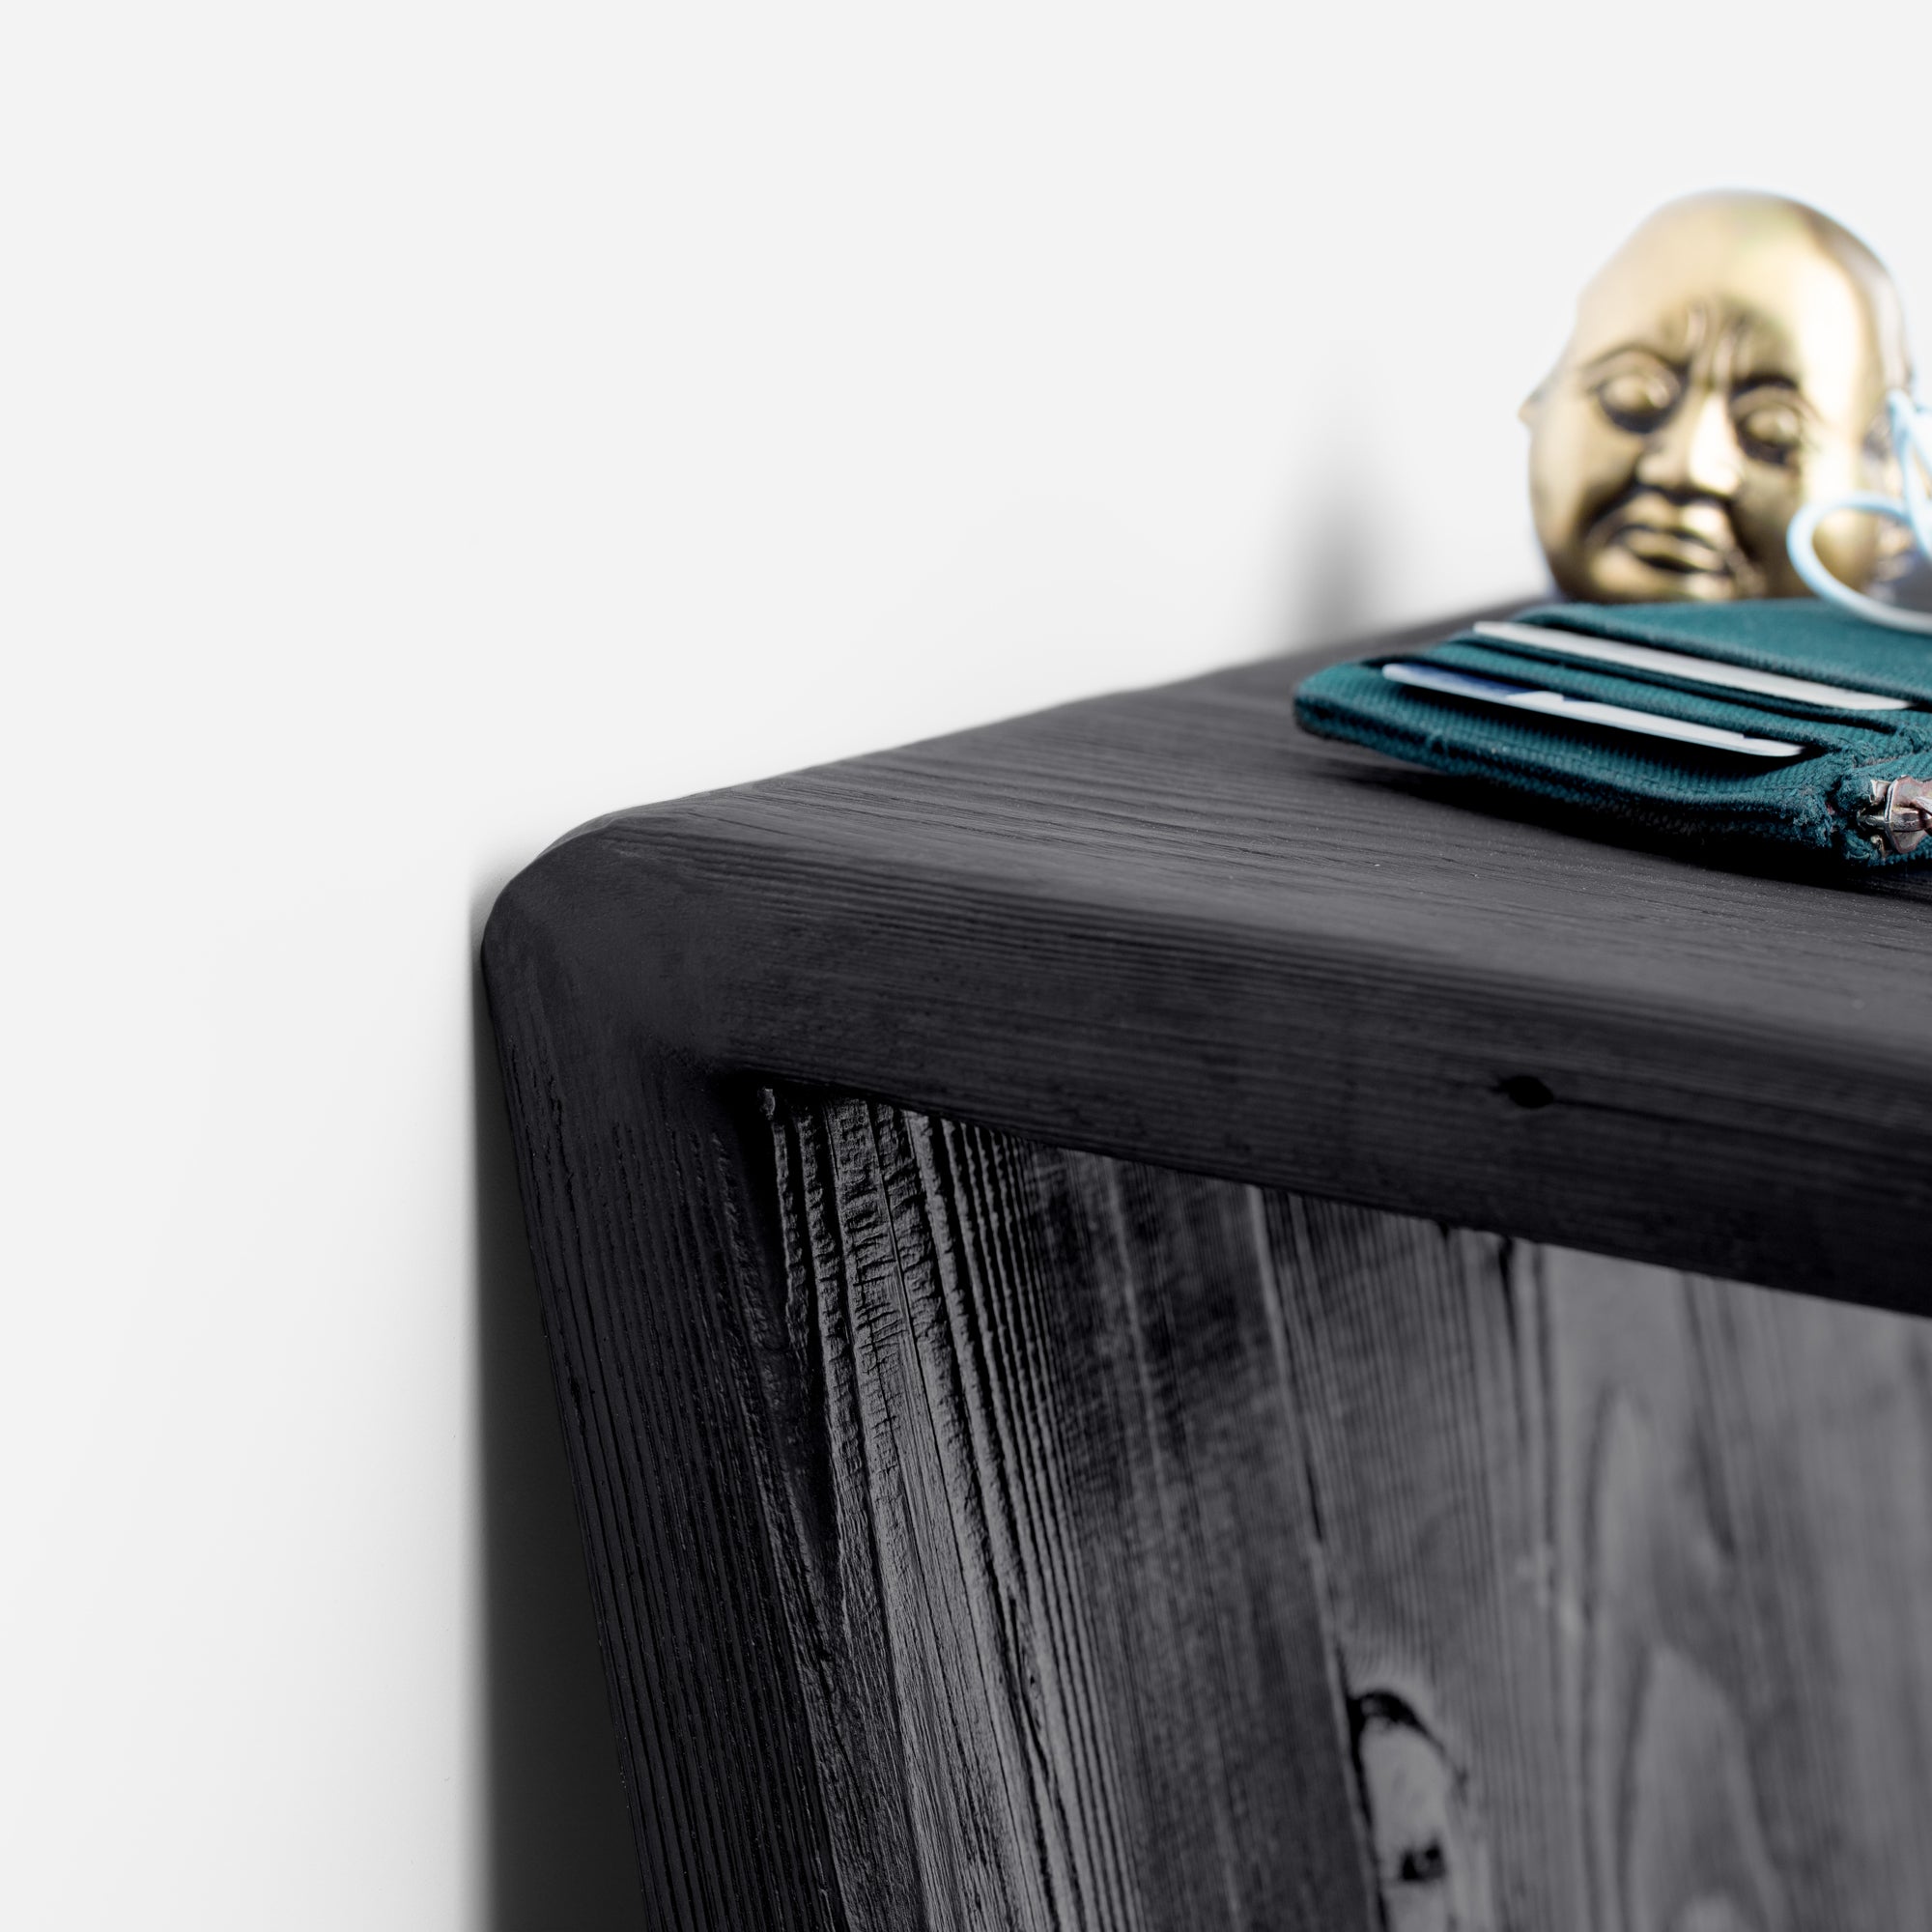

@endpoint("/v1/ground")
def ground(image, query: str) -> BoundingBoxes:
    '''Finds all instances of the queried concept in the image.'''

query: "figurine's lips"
[1614,526,1733,576]
[1590,497,1742,579]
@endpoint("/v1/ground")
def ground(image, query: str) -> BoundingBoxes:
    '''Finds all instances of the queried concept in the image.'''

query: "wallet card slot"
[1501,602,1932,710]
[1380,669,1828,773]
[1449,635,1916,728]
[1468,618,1916,714]
[1416,640,1904,753]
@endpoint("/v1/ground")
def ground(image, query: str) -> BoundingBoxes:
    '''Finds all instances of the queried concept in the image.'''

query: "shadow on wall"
[1282,460,1377,653]
[472,961,645,1931]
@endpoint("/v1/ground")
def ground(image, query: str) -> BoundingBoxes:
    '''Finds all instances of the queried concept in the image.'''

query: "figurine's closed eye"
[1731,384,1809,468]
[1593,355,1682,435]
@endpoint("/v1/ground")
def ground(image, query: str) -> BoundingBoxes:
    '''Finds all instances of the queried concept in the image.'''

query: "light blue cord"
[1787,389,1932,635]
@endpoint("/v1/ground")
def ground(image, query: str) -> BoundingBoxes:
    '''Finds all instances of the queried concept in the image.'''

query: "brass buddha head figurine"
[1523,191,1913,604]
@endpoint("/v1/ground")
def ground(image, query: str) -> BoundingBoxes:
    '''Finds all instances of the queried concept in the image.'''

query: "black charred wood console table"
[483,612,1932,1931]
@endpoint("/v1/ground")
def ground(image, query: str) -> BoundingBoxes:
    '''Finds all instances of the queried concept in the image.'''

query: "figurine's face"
[1525,197,1904,603]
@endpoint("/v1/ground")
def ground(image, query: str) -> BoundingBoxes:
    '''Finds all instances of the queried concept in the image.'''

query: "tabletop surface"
[487,608,1932,1308]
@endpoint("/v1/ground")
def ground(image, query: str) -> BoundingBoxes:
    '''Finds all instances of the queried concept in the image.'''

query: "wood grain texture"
[744,1090,1375,1932]
[746,1089,1932,1932]
[1262,1207,1932,1932]
[483,902,841,1929]
[481,938,1932,1927]
[486,610,1932,1309]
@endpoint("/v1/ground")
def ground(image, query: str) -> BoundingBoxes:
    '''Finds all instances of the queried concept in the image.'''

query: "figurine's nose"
[1635,388,1741,499]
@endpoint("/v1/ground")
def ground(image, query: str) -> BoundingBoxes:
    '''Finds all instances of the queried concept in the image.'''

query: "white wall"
[5,4,1928,1925]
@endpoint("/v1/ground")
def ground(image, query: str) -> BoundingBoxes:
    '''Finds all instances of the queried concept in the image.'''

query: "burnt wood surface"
[753,1091,1932,1932]
[474,1034,1932,1926]
[482,612,1932,1927]
[489,611,1932,1310]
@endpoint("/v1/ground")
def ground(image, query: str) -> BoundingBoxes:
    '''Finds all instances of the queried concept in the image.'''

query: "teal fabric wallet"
[1293,600,1932,867]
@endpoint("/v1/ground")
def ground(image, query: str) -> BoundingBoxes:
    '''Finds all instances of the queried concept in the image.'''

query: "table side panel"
[766,1088,1932,1931]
